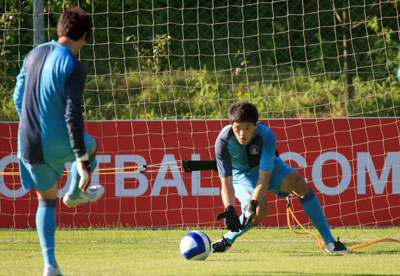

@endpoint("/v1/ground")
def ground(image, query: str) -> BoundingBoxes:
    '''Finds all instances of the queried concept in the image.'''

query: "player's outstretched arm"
[217,176,241,232]
[242,200,259,228]
[242,170,272,228]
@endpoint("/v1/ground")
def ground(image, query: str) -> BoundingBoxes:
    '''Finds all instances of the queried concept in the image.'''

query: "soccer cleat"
[211,237,232,253]
[325,237,350,253]
[44,265,63,276]
[63,185,105,207]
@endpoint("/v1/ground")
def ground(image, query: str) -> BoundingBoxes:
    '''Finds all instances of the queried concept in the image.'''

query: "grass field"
[1,228,399,276]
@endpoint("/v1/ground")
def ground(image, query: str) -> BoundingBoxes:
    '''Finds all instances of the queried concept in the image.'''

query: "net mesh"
[0,1,400,231]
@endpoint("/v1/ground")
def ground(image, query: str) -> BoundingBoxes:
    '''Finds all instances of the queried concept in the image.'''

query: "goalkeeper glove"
[217,205,241,232]
[76,153,92,192]
[242,200,259,228]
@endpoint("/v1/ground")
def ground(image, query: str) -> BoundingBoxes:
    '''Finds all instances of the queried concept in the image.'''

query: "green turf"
[1,228,399,275]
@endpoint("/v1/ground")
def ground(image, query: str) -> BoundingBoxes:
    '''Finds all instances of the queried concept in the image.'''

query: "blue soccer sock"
[299,188,335,244]
[224,214,254,245]
[36,199,58,268]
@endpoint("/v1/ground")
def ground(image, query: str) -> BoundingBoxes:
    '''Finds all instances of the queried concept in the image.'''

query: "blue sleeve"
[64,61,87,158]
[215,136,233,178]
[13,60,26,118]
[259,127,277,172]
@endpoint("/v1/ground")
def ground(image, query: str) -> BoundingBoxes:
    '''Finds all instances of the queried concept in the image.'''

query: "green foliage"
[1,1,400,121]
[81,69,400,120]
[5,69,400,121]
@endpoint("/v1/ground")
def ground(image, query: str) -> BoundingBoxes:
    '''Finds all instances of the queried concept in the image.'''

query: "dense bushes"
[2,67,399,122]
[1,1,400,121]
[80,70,400,120]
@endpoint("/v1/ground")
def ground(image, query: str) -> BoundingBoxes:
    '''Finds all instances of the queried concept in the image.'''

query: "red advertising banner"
[1,119,400,228]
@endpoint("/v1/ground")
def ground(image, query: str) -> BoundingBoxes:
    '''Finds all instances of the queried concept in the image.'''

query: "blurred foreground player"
[13,7,104,276]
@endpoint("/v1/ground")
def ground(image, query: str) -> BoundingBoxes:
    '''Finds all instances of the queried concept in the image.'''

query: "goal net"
[1,1,400,233]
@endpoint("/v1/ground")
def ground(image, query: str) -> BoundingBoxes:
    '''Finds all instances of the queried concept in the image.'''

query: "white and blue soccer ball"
[180,231,211,260]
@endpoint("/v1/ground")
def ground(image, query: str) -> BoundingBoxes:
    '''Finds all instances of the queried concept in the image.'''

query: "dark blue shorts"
[19,132,97,192]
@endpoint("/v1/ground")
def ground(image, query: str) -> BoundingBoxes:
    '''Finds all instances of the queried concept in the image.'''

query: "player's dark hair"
[57,7,91,41]
[228,101,258,125]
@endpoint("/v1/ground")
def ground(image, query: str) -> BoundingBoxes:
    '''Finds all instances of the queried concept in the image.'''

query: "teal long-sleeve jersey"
[13,40,87,164]
[215,122,279,178]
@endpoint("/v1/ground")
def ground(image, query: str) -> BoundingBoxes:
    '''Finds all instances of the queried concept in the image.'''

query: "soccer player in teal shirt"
[13,7,104,276]
[213,102,349,253]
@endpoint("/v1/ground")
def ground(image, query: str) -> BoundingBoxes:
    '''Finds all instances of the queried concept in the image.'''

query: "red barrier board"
[1,119,400,228]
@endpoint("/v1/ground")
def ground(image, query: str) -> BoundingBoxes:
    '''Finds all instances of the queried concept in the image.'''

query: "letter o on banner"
[0,155,28,198]
[312,152,351,195]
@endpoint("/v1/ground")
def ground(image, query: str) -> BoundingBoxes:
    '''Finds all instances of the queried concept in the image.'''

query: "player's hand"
[242,200,259,228]
[77,153,92,192]
[217,205,241,232]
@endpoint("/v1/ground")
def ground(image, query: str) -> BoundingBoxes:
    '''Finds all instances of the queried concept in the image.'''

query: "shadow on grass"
[349,249,400,255]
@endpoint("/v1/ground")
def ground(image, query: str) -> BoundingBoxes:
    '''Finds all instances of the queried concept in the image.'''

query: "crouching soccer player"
[13,7,104,276]
[213,101,349,254]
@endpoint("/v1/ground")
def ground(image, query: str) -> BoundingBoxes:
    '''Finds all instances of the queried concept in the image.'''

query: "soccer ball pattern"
[180,231,211,260]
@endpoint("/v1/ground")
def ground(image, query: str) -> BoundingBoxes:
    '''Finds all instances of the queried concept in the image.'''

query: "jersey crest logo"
[250,145,259,155]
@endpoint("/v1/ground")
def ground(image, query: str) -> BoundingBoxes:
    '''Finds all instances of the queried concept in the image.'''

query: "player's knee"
[292,174,309,196]
[35,184,59,200]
